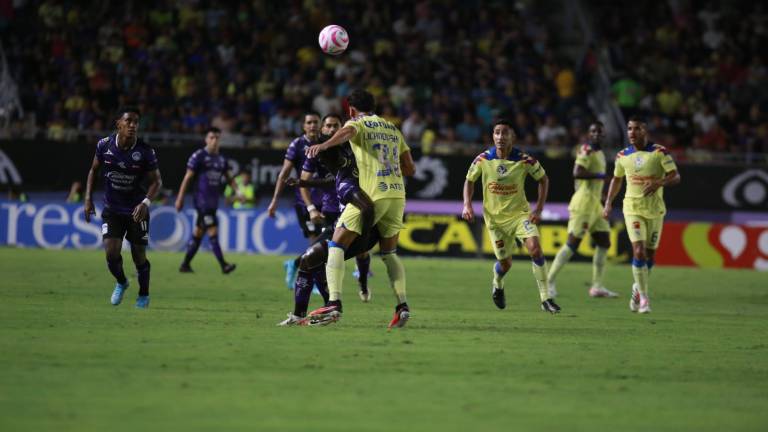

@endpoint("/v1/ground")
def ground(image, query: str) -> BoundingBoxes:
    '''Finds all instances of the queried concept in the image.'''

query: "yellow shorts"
[486,214,540,260]
[567,212,610,237]
[624,214,664,249]
[337,197,405,239]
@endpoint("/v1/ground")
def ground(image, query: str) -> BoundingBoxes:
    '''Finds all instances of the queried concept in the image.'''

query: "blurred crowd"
[593,0,768,161]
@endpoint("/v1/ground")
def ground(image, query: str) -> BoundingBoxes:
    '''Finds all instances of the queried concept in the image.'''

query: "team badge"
[634,156,644,169]
[132,152,142,161]
[496,165,508,176]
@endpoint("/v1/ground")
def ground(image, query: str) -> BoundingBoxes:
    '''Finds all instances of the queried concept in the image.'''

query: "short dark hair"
[627,115,646,124]
[322,113,343,123]
[116,106,141,119]
[590,120,605,128]
[492,118,515,130]
[206,126,222,135]
[347,89,375,112]
[304,111,321,120]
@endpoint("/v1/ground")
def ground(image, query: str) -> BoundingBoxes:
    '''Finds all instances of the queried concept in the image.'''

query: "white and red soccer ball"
[318,25,349,55]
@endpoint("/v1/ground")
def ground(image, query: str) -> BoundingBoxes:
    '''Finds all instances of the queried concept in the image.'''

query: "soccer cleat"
[110,281,129,305]
[388,304,410,329]
[135,295,150,309]
[222,263,237,274]
[541,298,561,314]
[492,287,506,309]
[589,285,619,298]
[629,283,641,312]
[547,281,558,299]
[306,304,341,326]
[277,313,308,327]
[283,259,298,289]
[179,263,193,273]
[638,295,651,314]
[359,288,372,303]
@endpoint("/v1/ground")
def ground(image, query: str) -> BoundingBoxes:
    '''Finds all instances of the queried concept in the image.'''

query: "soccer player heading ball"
[462,119,561,314]
[603,116,681,314]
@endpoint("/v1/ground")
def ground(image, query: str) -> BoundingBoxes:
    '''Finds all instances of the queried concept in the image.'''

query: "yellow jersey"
[613,142,678,218]
[569,143,606,215]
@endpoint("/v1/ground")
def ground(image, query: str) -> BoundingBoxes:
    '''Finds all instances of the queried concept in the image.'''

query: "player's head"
[303,112,320,140]
[322,113,343,136]
[492,118,517,150]
[316,144,345,174]
[346,89,375,117]
[588,121,605,146]
[205,127,222,153]
[115,106,140,139]
[627,116,647,147]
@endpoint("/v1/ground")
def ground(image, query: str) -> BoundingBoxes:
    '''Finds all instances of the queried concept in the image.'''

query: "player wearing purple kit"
[174,127,238,274]
[84,107,162,309]
[268,112,322,287]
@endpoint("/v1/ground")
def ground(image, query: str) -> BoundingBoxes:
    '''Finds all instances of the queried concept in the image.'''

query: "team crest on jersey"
[496,165,508,176]
[132,152,142,161]
[634,156,644,169]
[118,162,126,168]
[633,221,641,230]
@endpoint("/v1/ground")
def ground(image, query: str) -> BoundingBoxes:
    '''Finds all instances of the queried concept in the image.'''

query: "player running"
[305,89,415,328]
[462,119,561,314]
[175,127,238,274]
[547,121,617,298]
[84,106,162,309]
[267,112,322,288]
[603,116,681,314]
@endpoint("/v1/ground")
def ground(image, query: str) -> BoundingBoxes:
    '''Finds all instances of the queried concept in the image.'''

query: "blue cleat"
[135,295,150,309]
[110,281,129,306]
[283,259,298,289]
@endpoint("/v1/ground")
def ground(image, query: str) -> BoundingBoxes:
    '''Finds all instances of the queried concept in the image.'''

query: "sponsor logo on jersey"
[378,182,388,192]
[487,181,518,195]
[132,152,142,161]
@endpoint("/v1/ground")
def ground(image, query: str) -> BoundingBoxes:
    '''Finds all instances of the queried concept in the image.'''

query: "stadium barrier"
[2,200,765,270]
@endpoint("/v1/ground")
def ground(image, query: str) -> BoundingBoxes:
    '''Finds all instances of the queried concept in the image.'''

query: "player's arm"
[174,169,195,212]
[133,169,162,222]
[528,174,548,224]
[573,164,606,180]
[84,155,100,222]
[268,159,294,217]
[299,169,324,224]
[293,176,335,188]
[603,176,624,218]
[400,150,415,177]
[643,170,681,196]
[462,179,476,222]
[306,126,357,158]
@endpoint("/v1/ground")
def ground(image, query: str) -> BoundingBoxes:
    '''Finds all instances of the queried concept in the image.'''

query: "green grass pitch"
[1,248,766,431]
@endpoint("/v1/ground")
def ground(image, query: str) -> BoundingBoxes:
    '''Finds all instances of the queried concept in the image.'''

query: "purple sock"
[107,256,127,285]
[356,255,371,291]
[209,236,226,267]
[184,236,202,264]
[294,270,314,316]
[136,260,150,296]
[314,268,329,304]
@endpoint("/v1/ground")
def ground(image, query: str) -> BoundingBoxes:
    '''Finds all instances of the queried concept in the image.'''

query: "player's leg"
[206,225,235,274]
[279,241,328,325]
[626,215,650,313]
[180,223,204,272]
[285,205,314,288]
[375,198,409,328]
[547,219,583,297]
[102,209,129,305]
[355,252,372,302]
[486,223,514,310]
[523,235,561,313]
[588,216,617,297]
[127,216,151,308]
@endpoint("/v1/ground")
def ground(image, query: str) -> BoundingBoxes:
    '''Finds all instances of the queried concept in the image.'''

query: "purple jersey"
[335,145,362,207]
[302,149,339,212]
[284,135,315,205]
[95,134,158,215]
[186,148,228,211]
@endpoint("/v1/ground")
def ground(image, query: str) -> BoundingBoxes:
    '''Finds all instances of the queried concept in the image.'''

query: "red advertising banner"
[656,222,768,270]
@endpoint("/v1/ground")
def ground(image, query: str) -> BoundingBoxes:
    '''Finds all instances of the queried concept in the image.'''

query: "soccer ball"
[318,25,349,55]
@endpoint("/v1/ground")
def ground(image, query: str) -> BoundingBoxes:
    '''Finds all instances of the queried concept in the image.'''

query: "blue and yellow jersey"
[614,142,677,218]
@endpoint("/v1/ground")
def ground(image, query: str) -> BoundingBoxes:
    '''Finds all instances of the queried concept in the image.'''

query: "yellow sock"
[631,260,649,296]
[592,246,607,286]
[326,246,345,301]
[531,259,549,301]
[547,244,574,283]
[381,252,406,304]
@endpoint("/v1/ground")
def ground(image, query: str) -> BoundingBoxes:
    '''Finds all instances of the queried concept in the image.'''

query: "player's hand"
[267,200,277,218]
[643,179,663,196]
[174,197,183,212]
[285,178,298,187]
[461,204,474,223]
[528,208,542,225]
[602,205,611,219]
[132,202,148,222]
[305,143,326,158]
[309,209,325,225]
[84,198,95,222]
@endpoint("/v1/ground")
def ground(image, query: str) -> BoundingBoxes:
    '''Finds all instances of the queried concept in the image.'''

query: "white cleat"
[277,313,306,327]
[359,289,372,303]
[638,295,651,314]
[547,281,557,299]
[629,284,641,312]
[589,285,619,298]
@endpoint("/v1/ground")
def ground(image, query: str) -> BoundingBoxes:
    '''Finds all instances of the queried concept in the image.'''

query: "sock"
[632,258,649,296]
[136,260,150,296]
[183,236,202,265]
[293,270,314,317]
[356,254,371,291]
[647,258,655,275]
[531,257,549,301]
[547,243,576,283]
[381,251,407,304]
[209,235,226,267]
[326,242,346,301]
[592,246,607,286]
[492,261,508,290]
[107,256,127,285]
[314,268,330,304]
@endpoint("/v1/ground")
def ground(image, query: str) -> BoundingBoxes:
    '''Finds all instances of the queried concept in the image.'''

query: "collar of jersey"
[487,146,521,161]
[113,133,137,152]
[624,142,655,155]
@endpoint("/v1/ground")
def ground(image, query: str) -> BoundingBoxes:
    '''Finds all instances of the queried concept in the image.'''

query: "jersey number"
[372,144,401,178]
